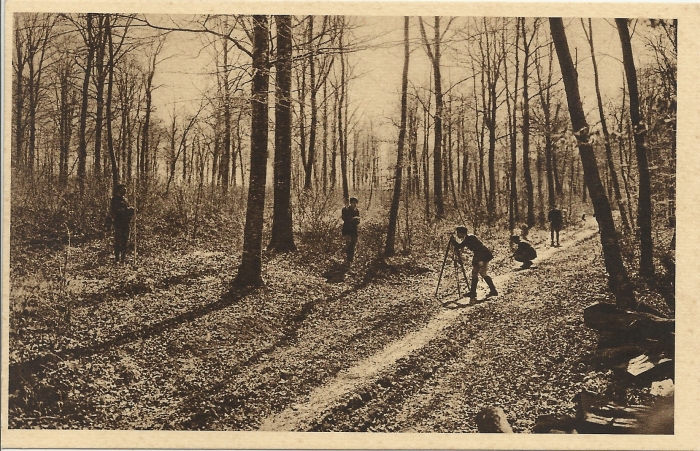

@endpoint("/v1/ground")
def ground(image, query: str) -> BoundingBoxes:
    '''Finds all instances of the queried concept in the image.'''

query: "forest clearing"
[7,10,677,437]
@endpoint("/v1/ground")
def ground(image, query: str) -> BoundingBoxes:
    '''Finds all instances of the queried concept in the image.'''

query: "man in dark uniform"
[450,226,498,302]
[110,184,135,263]
[341,197,360,266]
[548,205,563,247]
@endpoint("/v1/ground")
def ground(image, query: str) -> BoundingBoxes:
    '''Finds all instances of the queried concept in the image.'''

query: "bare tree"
[139,37,166,184]
[520,18,539,227]
[269,15,297,252]
[76,13,95,194]
[233,15,270,287]
[616,18,654,277]
[419,17,447,219]
[385,17,410,257]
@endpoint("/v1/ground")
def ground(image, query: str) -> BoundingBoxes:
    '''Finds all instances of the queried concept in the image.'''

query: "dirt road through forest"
[259,225,599,431]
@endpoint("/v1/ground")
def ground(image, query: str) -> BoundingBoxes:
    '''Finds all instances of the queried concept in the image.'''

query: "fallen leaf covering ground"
[8,220,670,431]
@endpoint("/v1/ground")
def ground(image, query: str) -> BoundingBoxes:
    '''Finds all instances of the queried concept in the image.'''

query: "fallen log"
[597,330,674,354]
[582,345,645,367]
[475,407,513,433]
[584,303,674,339]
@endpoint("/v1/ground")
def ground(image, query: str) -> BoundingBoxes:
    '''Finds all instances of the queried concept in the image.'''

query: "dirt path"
[259,225,599,431]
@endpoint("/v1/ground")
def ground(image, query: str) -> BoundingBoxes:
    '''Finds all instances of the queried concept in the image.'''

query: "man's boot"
[484,275,498,297]
[467,275,479,301]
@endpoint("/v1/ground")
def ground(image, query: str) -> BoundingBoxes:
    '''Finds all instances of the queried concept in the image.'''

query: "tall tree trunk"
[432,18,445,219]
[27,58,36,176]
[269,15,297,252]
[322,77,328,193]
[339,24,350,204]
[94,15,107,177]
[330,87,337,189]
[13,20,25,171]
[521,18,535,227]
[105,15,119,188]
[141,75,153,182]
[223,38,232,193]
[234,15,270,287]
[616,18,654,277]
[550,18,636,309]
[304,16,318,190]
[419,17,445,219]
[536,40,556,209]
[507,18,521,231]
[78,14,95,194]
[385,17,410,257]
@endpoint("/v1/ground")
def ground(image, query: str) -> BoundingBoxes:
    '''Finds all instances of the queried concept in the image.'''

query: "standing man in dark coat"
[548,205,563,247]
[341,197,360,266]
[110,184,135,263]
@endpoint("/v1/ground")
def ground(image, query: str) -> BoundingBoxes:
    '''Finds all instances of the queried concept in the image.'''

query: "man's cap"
[455,226,468,234]
[115,184,126,190]
[349,197,358,203]
[510,235,521,243]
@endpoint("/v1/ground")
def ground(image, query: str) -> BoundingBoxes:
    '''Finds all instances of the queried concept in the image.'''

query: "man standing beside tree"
[341,197,360,266]
[110,184,135,263]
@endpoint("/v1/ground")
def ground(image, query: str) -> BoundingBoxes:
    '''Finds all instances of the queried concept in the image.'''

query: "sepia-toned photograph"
[2,1,697,449]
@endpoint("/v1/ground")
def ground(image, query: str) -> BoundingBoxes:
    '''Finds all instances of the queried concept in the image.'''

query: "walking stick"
[435,238,453,296]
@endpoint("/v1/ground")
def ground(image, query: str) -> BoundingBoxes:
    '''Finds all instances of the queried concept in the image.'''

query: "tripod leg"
[435,240,452,296]
[452,249,461,297]
[456,249,471,293]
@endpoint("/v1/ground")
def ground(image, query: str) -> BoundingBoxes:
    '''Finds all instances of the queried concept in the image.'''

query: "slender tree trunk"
[522,18,535,227]
[234,15,270,287]
[385,17,410,257]
[550,18,636,309]
[322,77,328,193]
[78,14,94,194]
[94,15,107,177]
[432,18,445,219]
[14,21,25,171]
[616,18,654,277]
[339,24,350,204]
[222,36,231,192]
[105,15,119,188]
[305,16,318,190]
[508,18,520,231]
[269,15,297,252]
[330,87,337,189]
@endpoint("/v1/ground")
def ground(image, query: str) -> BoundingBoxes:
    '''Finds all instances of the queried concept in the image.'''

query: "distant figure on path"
[110,184,135,263]
[341,197,360,266]
[548,206,563,247]
[510,235,537,270]
[451,226,497,302]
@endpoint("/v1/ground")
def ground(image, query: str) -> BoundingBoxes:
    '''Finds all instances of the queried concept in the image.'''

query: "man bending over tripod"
[450,226,498,301]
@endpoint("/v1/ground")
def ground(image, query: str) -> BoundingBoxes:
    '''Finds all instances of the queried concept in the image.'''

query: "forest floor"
[8,217,665,431]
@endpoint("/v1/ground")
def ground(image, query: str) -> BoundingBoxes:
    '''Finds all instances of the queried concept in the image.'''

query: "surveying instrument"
[435,235,471,298]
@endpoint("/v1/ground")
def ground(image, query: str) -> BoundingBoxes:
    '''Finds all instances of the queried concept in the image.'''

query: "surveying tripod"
[435,236,471,298]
